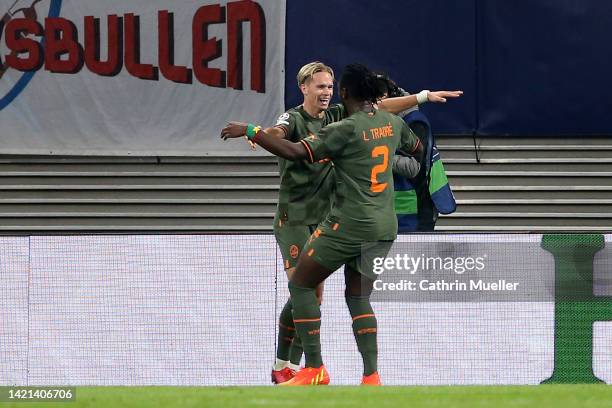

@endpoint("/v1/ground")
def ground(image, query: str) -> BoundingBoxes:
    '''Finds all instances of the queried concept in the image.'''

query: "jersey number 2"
[370,145,389,193]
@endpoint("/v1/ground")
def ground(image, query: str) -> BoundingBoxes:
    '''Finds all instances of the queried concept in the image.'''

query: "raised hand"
[427,90,463,103]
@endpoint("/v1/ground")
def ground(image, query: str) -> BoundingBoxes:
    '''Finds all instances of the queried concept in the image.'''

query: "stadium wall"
[1,233,611,386]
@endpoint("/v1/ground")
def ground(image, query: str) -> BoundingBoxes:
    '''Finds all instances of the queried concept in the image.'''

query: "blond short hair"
[296,61,334,86]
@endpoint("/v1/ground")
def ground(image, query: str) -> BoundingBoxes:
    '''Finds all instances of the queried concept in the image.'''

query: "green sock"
[346,295,378,376]
[289,331,304,366]
[276,299,296,361]
[288,282,322,368]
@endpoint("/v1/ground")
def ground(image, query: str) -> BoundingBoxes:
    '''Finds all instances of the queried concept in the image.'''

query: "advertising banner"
[0,0,285,155]
[1,233,611,385]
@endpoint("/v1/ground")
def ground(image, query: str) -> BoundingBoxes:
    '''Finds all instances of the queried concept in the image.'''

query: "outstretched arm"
[220,122,309,161]
[378,90,463,114]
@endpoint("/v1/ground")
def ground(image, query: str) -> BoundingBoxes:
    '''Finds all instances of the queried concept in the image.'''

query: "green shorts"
[301,218,393,281]
[274,222,317,270]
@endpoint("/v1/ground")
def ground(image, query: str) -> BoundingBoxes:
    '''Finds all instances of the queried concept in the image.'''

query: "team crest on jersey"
[289,244,299,258]
[275,112,290,126]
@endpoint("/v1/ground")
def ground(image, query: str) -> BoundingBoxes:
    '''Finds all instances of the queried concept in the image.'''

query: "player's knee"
[344,291,372,307]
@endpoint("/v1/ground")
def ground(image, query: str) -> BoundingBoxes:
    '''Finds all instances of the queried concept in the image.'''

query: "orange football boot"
[361,371,382,386]
[279,365,330,386]
[271,367,296,384]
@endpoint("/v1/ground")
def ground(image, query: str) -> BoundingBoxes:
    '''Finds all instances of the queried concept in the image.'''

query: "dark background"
[285,0,612,136]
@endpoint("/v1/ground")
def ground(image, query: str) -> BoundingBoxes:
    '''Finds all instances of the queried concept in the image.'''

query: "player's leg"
[286,225,325,369]
[274,266,298,367]
[280,254,334,386]
[281,266,302,371]
[273,296,299,383]
[288,279,324,367]
[273,225,304,381]
[346,240,394,385]
[288,254,334,367]
[344,263,381,385]
[281,222,357,386]
[273,224,319,383]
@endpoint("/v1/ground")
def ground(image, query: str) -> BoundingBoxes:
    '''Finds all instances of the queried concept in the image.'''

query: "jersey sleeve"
[399,121,420,154]
[273,111,296,140]
[300,122,349,163]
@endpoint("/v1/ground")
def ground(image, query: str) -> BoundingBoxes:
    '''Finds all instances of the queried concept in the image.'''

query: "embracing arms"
[221,122,309,161]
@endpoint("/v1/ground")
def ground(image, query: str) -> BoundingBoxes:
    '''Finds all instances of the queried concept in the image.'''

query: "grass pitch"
[2,385,611,408]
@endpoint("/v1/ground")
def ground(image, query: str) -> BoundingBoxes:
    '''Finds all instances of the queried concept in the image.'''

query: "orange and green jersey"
[300,109,419,241]
[273,104,345,227]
